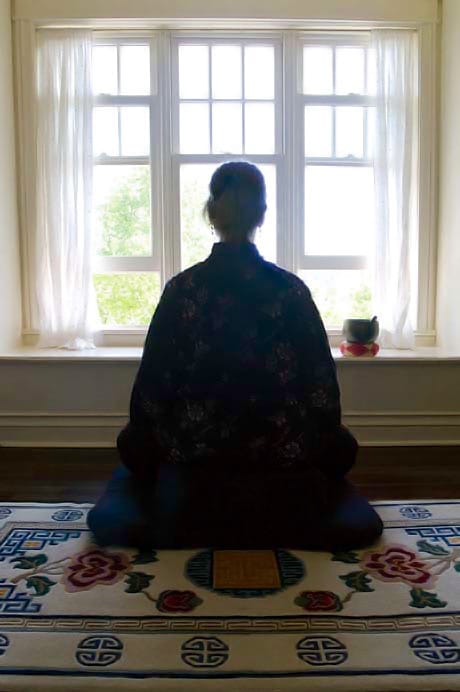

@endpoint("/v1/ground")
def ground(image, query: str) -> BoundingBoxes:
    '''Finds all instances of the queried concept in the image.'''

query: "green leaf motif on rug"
[339,571,374,592]
[331,551,360,564]
[416,540,450,556]
[26,575,56,596]
[11,554,48,570]
[409,588,448,609]
[131,550,159,565]
[125,571,155,593]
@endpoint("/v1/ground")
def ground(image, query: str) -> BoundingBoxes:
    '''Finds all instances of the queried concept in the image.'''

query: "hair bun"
[204,161,267,238]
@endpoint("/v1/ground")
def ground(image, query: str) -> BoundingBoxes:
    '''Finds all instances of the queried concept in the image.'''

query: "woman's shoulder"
[261,261,313,300]
[164,261,208,294]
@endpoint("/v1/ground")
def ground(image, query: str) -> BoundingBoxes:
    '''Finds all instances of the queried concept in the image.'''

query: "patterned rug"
[0,501,460,691]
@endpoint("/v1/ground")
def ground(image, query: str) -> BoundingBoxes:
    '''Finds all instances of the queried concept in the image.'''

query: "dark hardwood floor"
[0,446,459,503]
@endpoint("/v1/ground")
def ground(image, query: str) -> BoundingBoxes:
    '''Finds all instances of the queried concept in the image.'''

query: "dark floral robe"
[125,242,347,475]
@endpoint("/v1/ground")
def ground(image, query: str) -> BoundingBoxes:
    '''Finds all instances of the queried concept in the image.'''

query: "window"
[92,37,161,327]
[89,30,423,339]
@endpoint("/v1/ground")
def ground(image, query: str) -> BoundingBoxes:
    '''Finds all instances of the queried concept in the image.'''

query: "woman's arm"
[283,279,357,477]
[118,280,180,478]
[284,279,341,429]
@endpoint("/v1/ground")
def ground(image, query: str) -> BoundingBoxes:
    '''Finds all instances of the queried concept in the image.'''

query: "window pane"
[305,106,332,157]
[304,165,374,256]
[93,272,161,326]
[120,45,150,95]
[298,270,372,327]
[244,46,274,99]
[335,107,364,158]
[335,47,365,95]
[180,164,216,271]
[303,46,333,94]
[212,103,242,154]
[244,103,275,154]
[180,103,210,154]
[180,163,276,270]
[93,45,117,95]
[93,107,119,156]
[366,48,377,96]
[366,106,376,159]
[120,107,150,156]
[179,45,209,99]
[212,45,242,99]
[93,165,151,257]
[255,164,276,263]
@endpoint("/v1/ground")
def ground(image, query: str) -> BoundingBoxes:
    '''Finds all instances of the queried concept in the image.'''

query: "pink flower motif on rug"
[62,547,131,593]
[157,590,203,613]
[362,544,435,588]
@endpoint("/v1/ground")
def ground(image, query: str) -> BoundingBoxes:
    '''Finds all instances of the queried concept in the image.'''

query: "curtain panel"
[15,23,96,349]
[371,29,418,348]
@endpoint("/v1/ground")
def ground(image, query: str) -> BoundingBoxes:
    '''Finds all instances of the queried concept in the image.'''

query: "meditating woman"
[88,161,383,551]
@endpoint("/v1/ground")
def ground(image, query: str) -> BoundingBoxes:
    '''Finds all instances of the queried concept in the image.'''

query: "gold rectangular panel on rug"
[213,549,281,589]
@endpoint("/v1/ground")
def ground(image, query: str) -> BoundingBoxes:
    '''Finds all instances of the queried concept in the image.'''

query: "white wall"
[0,0,21,350]
[437,0,460,350]
[0,353,459,447]
[13,0,437,22]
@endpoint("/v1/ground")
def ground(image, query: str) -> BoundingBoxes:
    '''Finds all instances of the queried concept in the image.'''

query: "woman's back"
[130,240,341,468]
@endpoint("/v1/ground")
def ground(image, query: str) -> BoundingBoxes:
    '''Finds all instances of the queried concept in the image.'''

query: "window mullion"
[279,32,298,274]
[331,47,336,158]
[304,158,372,167]
[241,45,246,153]
[150,34,161,276]
[95,156,149,165]
[172,154,280,164]
[116,45,122,156]
[208,44,213,153]
[162,32,180,282]
[363,46,369,158]
[95,95,152,106]
[298,256,367,271]
[94,257,157,272]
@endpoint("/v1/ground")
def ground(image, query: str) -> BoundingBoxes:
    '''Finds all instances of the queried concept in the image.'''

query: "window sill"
[0,347,143,362]
[0,346,459,363]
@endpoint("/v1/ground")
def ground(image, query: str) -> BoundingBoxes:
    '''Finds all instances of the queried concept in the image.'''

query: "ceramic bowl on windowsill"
[340,316,380,357]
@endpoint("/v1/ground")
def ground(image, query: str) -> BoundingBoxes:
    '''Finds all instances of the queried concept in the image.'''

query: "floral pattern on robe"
[128,242,342,470]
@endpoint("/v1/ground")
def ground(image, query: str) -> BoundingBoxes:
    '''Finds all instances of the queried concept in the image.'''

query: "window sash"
[298,33,376,272]
[92,34,161,273]
[168,34,283,274]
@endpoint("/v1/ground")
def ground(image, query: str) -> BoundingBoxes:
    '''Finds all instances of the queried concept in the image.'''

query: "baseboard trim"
[344,412,460,446]
[0,411,459,448]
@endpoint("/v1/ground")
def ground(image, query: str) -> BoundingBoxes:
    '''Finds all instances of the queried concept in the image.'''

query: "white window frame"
[85,25,437,347]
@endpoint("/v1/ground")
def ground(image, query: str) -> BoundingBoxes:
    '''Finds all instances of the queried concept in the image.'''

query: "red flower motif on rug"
[294,590,343,612]
[362,545,435,588]
[62,547,131,593]
[157,590,202,613]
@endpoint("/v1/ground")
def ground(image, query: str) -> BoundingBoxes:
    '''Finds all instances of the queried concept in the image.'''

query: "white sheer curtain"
[371,30,418,349]
[35,29,96,349]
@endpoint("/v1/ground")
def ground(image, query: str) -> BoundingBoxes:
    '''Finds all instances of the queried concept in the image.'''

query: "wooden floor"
[0,446,459,503]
